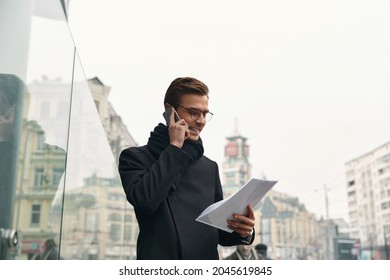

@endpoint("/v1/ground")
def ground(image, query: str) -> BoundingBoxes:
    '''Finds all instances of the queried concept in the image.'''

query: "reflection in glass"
[46,55,138,260]
[0,73,27,259]
[1,0,137,260]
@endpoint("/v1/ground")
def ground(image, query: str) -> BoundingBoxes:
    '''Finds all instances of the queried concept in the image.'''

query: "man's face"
[176,94,209,142]
[40,241,46,254]
[237,245,252,256]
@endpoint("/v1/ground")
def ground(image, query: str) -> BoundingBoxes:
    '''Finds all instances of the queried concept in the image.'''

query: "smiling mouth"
[189,127,201,135]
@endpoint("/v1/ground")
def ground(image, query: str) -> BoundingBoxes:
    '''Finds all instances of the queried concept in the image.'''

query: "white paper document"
[196,178,278,232]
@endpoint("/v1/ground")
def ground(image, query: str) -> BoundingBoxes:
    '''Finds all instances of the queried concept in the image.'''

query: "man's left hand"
[227,205,255,238]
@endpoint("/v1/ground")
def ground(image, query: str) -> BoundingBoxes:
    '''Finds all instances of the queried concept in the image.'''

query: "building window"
[30,204,41,226]
[381,201,390,210]
[348,180,355,187]
[85,213,98,232]
[225,172,236,178]
[124,225,132,242]
[124,214,133,223]
[34,168,45,188]
[109,213,122,222]
[110,224,121,242]
[378,154,390,164]
[379,177,390,187]
[52,168,64,186]
[348,190,356,197]
[108,193,124,201]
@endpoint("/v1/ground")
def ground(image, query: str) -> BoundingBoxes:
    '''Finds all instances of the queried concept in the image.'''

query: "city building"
[13,119,66,259]
[219,127,256,258]
[218,124,343,259]
[219,126,325,259]
[1,0,373,261]
[222,132,252,197]
[345,140,390,259]
[8,75,138,259]
[259,190,322,259]
[88,77,137,163]
[57,174,138,259]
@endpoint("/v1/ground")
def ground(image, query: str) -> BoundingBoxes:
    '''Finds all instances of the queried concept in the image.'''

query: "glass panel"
[1,1,138,260]
[50,51,137,260]
[0,0,73,260]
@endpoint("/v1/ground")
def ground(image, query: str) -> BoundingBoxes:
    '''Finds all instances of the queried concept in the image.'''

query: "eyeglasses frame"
[175,104,213,122]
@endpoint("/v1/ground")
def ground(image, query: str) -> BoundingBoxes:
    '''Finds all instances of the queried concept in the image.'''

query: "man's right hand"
[168,107,189,148]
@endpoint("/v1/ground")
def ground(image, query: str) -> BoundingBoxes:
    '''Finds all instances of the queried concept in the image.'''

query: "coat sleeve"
[214,164,255,246]
[118,144,190,215]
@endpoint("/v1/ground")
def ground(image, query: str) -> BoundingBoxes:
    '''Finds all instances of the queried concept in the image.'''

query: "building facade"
[88,77,137,163]
[219,128,327,259]
[345,141,390,259]
[222,133,252,197]
[13,119,66,259]
[259,190,323,259]
[219,130,255,258]
[0,0,139,259]
[9,76,138,260]
[218,126,346,259]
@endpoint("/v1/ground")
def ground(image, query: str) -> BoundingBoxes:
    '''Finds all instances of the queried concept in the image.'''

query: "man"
[224,244,263,260]
[255,243,272,260]
[119,77,255,260]
[32,239,59,260]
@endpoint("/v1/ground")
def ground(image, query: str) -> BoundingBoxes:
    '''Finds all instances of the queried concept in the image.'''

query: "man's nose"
[196,114,206,124]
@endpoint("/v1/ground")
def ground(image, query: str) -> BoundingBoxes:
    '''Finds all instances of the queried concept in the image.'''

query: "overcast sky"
[31,0,390,221]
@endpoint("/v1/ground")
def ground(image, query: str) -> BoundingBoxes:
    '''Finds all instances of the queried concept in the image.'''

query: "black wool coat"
[119,143,248,260]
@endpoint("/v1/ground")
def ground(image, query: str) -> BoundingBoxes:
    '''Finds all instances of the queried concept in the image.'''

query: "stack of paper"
[196,178,278,232]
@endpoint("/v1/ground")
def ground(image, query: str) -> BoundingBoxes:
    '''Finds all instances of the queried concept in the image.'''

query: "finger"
[230,214,255,228]
[247,204,255,220]
[227,214,254,229]
[228,220,253,232]
[227,223,253,238]
[169,107,176,125]
[179,118,188,126]
[179,119,190,135]
[228,218,254,230]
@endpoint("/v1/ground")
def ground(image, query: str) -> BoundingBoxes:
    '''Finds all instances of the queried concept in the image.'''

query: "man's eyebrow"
[188,107,209,113]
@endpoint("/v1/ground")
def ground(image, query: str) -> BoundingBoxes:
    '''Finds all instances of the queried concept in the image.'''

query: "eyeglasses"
[176,104,213,122]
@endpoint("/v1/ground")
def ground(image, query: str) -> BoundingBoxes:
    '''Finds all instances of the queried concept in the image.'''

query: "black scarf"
[147,123,204,162]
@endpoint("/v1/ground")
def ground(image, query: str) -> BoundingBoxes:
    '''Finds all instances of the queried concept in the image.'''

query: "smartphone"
[163,106,180,126]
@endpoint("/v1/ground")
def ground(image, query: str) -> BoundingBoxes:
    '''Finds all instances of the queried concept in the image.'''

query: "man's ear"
[164,103,172,110]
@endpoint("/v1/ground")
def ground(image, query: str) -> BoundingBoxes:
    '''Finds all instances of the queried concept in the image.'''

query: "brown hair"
[164,77,209,107]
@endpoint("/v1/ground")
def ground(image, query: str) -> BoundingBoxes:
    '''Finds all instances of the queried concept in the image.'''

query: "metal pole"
[385,231,389,260]
[324,185,329,220]
[324,185,330,259]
